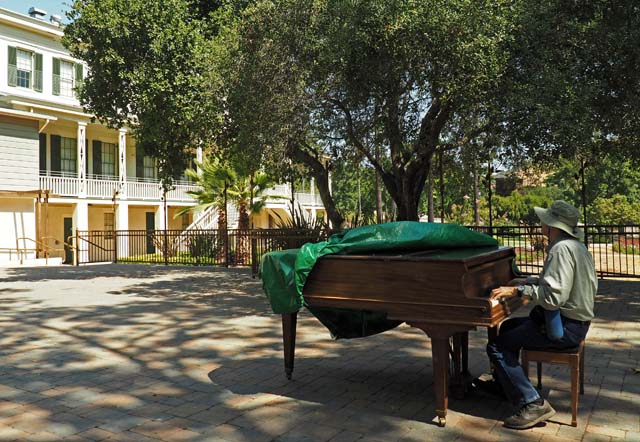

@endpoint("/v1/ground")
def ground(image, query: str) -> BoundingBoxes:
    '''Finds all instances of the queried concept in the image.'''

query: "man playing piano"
[484,200,597,429]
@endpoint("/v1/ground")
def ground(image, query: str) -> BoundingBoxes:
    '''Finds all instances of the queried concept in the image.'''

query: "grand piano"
[279,246,522,427]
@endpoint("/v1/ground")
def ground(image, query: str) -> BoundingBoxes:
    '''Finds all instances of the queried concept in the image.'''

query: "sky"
[0,0,70,22]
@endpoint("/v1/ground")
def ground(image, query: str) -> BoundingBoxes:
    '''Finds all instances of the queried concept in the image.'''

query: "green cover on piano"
[260,221,498,338]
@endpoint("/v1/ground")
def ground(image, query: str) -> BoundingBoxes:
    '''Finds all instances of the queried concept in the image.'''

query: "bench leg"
[571,363,579,427]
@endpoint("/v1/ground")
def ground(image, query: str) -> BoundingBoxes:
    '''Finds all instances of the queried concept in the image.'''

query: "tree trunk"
[473,158,480,226]
[375,145,384,224]
[237,200,250,264]
[288,144,345,229]
[427,168,435,222]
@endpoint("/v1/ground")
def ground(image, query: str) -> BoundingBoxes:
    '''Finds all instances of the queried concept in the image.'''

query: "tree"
[64,0,223,188]
[221,0,522,221]
[179,159,274,229]
[497,1,640,168]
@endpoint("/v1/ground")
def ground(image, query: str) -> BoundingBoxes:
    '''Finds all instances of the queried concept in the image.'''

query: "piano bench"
[521,340,585,427]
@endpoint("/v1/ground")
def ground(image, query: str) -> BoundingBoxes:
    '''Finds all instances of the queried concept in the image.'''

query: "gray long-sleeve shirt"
[521,235,598,321]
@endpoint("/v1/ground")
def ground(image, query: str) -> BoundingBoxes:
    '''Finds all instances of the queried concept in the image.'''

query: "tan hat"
[534,200,584,240]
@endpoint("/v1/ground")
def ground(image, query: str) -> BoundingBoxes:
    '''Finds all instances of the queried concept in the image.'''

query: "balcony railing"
[39,175,199,202]
[39,175,324,207]
[264,184,324,207]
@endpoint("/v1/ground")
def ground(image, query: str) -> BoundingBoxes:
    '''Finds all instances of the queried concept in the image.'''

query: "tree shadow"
[0,266,637,440]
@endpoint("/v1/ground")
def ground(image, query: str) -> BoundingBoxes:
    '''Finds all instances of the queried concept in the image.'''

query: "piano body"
[280,246,522,427]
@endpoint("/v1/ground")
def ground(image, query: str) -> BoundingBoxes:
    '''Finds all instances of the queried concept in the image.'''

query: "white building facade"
[0,7,325,265]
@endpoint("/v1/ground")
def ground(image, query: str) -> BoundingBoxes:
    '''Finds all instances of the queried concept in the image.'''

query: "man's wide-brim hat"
[534,200,584,241]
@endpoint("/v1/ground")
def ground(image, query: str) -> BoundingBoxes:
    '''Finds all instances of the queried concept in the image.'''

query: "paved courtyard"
[0,264,638,442]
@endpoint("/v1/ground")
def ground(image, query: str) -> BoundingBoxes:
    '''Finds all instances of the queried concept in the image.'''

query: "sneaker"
[504,399,556,429]
[471,377,507,400]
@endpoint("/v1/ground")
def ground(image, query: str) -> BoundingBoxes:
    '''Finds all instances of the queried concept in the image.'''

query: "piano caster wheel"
[438,417,446,427]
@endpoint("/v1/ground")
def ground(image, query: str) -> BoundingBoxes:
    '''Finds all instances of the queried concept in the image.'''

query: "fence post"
[251,235,258,277]
[224,229,229,268]
[114,230,118,263]
[74,229,79,266]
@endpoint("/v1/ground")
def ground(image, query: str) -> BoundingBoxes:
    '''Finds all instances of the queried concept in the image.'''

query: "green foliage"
[222,0,521,220]
[64,0,223,185]
[589,195,640,225]
[497,1,640,165]
[493,187,560,225]
[178,159,277,229]
[272,203,328,231]
[187,233,223,264]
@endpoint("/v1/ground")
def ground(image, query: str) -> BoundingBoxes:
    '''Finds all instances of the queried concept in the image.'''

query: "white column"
[118,128,127,199]
[74,201,89,264]
[157,202,167,230]
[77,122,87,198]
[196,145,203,166]
[116,201,129,258]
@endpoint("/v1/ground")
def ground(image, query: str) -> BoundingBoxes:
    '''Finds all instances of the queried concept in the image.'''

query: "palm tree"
[177,159,235,262]
[226,172,276,263]
[179,159,277,263]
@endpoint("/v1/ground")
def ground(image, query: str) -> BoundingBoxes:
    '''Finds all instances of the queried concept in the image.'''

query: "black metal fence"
[75,224,640,278]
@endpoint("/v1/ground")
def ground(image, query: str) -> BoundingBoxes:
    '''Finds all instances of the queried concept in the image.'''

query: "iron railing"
[73,225,640,278]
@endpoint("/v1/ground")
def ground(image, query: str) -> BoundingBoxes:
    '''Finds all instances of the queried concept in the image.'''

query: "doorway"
[145,212,155,254]
[63,217,73,264]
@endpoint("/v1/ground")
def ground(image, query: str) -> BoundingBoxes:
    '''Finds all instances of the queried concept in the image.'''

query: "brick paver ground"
[0,264,638,442]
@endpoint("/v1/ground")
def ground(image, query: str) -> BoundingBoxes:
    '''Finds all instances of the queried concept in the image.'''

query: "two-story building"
[0,6,326,265]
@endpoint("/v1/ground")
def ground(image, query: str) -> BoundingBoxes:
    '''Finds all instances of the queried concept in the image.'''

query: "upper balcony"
[39,174,324,207]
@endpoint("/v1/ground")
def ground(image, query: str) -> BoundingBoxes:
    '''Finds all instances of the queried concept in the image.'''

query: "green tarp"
[260,221,499,338]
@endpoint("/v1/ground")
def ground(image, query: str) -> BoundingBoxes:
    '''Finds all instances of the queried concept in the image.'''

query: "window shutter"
[34,53,43,92]
[51,135,61,173]
[39,133,47,173]
[74,63,84,97]
[93,140,102,177]
[7,46,17,87]
[136,146,144,178]
[52,58,60,95]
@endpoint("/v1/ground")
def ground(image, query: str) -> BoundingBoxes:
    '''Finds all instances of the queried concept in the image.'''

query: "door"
[63,217,73,264]
[146,212,155,254]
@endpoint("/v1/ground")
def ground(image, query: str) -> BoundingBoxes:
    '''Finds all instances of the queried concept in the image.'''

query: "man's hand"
[490,286,518,300]
[490,278,528,300]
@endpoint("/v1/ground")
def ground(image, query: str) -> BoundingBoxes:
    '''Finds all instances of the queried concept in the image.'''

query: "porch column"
[74,200,89,264]
[118,128,127,199]
[77,122,87,198]
[116,201,129,259]
[157,200,167,230]
[196,145,203,172]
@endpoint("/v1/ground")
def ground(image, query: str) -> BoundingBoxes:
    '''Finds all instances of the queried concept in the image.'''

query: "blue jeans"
[486,307,590,408]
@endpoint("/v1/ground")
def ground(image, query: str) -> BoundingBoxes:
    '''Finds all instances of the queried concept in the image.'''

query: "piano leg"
[451,333,464,399]
[282,312,297,380]
[410,323,473,427]
[430,335,449,427]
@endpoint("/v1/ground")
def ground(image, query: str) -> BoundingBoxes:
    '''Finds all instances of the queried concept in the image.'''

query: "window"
[104,212,115,231]
[7,47,42,91]
[59,60,74,97]
[60,137,77,177]
[104,212,115,240]
[16,49,32,88]
[181,213,190,230]
[143,156,156,179]
[101,142,117,177]
[53,58,83,97]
